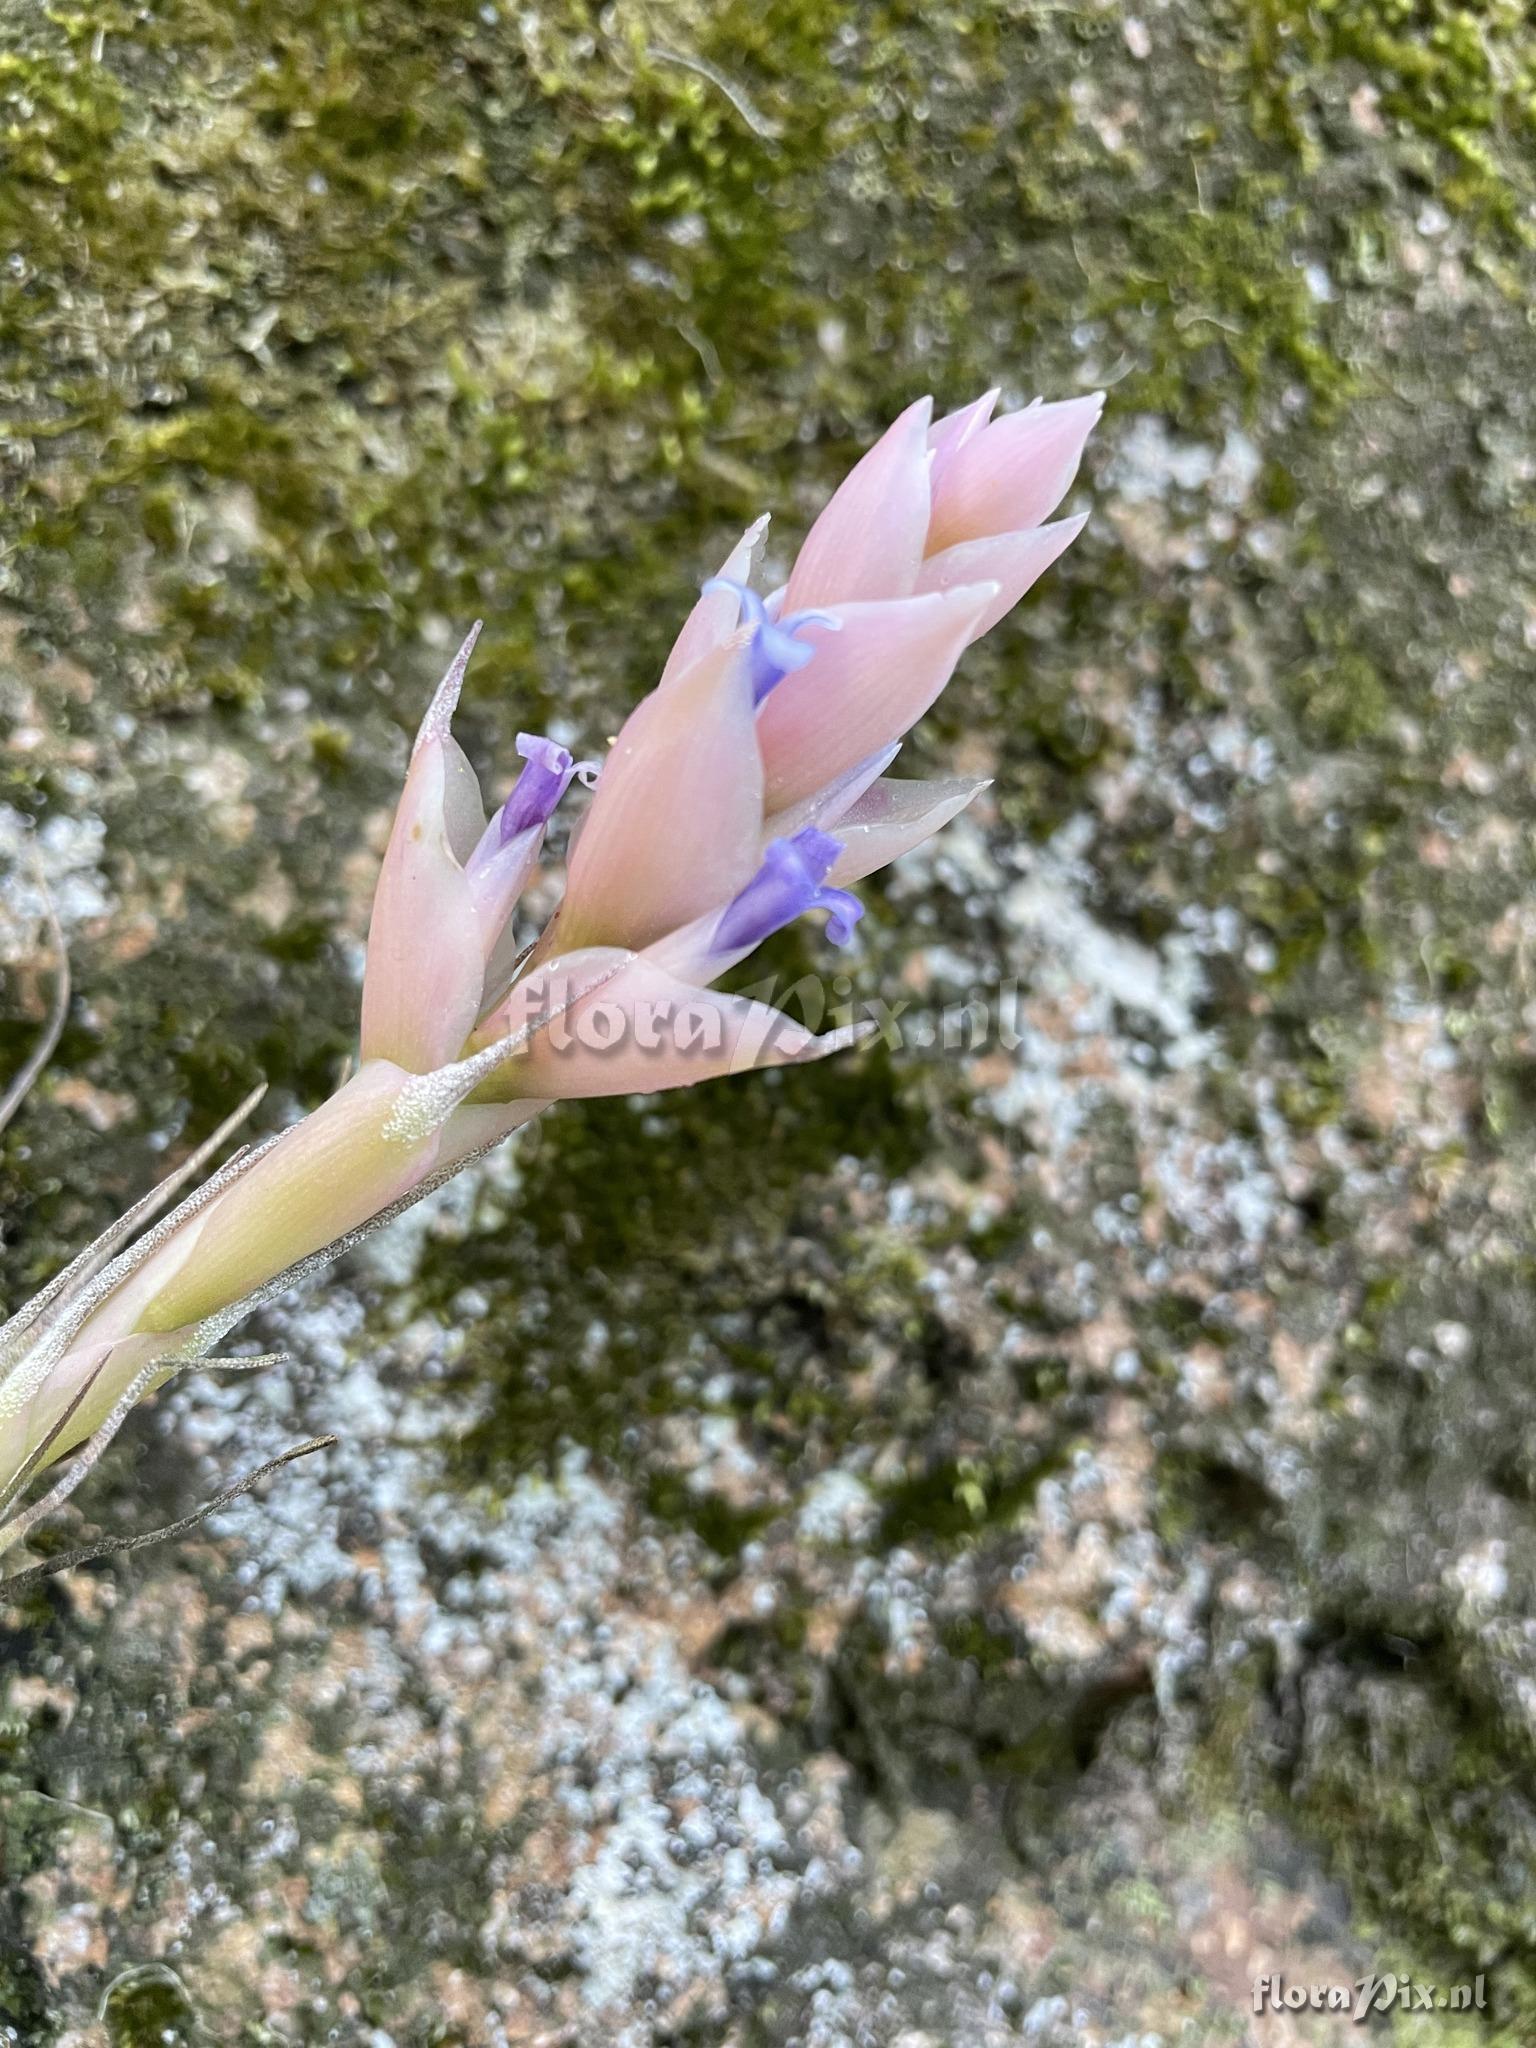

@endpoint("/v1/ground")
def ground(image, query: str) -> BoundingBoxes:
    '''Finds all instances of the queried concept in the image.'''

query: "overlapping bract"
[0,385,1101,1523]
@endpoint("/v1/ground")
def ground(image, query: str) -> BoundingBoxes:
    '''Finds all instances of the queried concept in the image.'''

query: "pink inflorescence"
[0,384,1103,1552]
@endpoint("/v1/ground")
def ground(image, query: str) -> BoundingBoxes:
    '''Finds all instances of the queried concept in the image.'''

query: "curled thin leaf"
[0,1435,339,1596]
[0,1340,285,1549]
[0,842,69,1141]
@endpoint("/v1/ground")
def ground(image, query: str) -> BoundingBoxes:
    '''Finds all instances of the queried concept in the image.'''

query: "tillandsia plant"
[0,385,1102,1582]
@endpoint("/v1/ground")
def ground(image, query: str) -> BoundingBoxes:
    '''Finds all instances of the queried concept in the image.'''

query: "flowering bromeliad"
[0,387,1101,1572]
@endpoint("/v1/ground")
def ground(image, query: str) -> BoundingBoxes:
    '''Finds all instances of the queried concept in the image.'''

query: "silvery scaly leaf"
[0,1130,285,1425]
[0,1084,269,1375]
[0,1351,290,1555]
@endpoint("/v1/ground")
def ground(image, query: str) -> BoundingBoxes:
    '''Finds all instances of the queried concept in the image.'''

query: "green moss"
[0,1789,58,2038]
[1155,1447,1285,1557]
[1286,648,1394,749]
[645,1471,776,1558]
[1251,1643,1536,2032]
[878,1442,1072,1548]
[939,1612,1026,1678]
[1248,0,1536,234]
[100,1970,201,2048]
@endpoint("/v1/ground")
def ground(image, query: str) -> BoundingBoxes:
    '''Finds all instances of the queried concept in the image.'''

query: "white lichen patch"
[0,803,112,961]
[797,1468,879,1545]
[165,1293,850,2040]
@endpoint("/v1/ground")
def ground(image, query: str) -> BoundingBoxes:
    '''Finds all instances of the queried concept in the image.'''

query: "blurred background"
[3,1,1536,2041]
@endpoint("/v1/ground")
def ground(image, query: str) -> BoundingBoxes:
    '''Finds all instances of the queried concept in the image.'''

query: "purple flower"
[699,578,840,704]
[714,830,864,953]
[494,733,597,843]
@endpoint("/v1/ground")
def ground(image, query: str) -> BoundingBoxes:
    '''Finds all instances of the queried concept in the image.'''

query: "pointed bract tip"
[413,621,483,759]
[929,387,1000,453]
[801,1018,880,1060]
[876,393,934,441]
